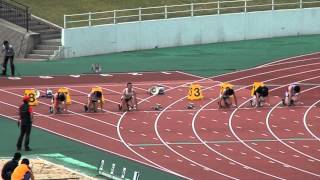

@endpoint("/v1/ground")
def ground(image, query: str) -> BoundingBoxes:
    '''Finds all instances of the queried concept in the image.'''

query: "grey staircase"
[24,16,62,61]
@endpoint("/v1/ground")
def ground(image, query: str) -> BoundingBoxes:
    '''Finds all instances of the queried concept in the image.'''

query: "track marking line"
[116,55,320,179]
[264,84,320,172]
[177,159,183,163]
[0,111,156,172]
[0,101,121,143]
[182,69,320,179]
[219,75,320,176]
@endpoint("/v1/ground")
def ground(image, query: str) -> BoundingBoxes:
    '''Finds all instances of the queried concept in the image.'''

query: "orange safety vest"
[11,164,30,180]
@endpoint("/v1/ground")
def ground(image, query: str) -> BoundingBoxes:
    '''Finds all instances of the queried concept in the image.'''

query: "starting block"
[187,84,204,101]
[186,103,196,109]
[151,103,162,111]
[148,86,165,95]
[46,89,53,98]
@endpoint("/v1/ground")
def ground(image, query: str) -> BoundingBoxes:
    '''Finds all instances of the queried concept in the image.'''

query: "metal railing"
[64,0,320,28]
[0,0,30,31]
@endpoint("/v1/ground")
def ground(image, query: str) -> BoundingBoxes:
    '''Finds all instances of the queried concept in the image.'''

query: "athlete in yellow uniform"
[85,89,104,112]
[250,82,269,107]
[218,83,238,108]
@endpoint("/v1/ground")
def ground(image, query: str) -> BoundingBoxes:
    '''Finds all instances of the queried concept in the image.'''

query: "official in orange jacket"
[11,159,34,180]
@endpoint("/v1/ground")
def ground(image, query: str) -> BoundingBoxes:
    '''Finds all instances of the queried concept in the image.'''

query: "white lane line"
[0,110,154,172]
[267,85,320,163]
[303,99,320,142]
[0,89,120,128]
[227,75,320,178]
[118,56,320,179]
[0,100,121,143]
[68,87,120,106]
[193,70,320,179]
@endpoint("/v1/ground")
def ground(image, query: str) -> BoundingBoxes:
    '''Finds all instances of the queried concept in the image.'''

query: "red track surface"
[1,53,320,179]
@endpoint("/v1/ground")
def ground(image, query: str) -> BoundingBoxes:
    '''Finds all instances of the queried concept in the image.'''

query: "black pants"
[2,56,15,76]
[16,124,32,149]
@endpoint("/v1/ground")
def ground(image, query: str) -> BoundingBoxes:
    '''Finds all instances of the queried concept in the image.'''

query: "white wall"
[62,8,320,58]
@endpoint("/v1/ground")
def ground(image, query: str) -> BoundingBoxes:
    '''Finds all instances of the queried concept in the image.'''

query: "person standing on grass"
[17,96,33,151]
[1,40,15,76]
[1,152,21,180]
[11,158,34,180]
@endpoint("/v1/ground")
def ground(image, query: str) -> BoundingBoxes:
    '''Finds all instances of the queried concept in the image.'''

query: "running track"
[0,52,320,179]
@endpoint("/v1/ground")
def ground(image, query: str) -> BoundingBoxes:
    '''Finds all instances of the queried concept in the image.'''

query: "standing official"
[1,40,15,76]
[17,96,33,151]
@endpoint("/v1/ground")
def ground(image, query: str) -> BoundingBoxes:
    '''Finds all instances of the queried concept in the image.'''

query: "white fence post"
[113,10,116,24]
[164,5,168,19]
[191,3,194,17]
[300,0,303,8]
[63,14,66,28]
[272,0,274,11]
[244,0,247,13]
[88,12,92,26]
[139,7,142,21]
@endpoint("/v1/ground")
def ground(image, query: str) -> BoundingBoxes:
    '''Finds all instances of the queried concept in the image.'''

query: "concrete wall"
[0,19,40,59]
[62,8,320,58]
